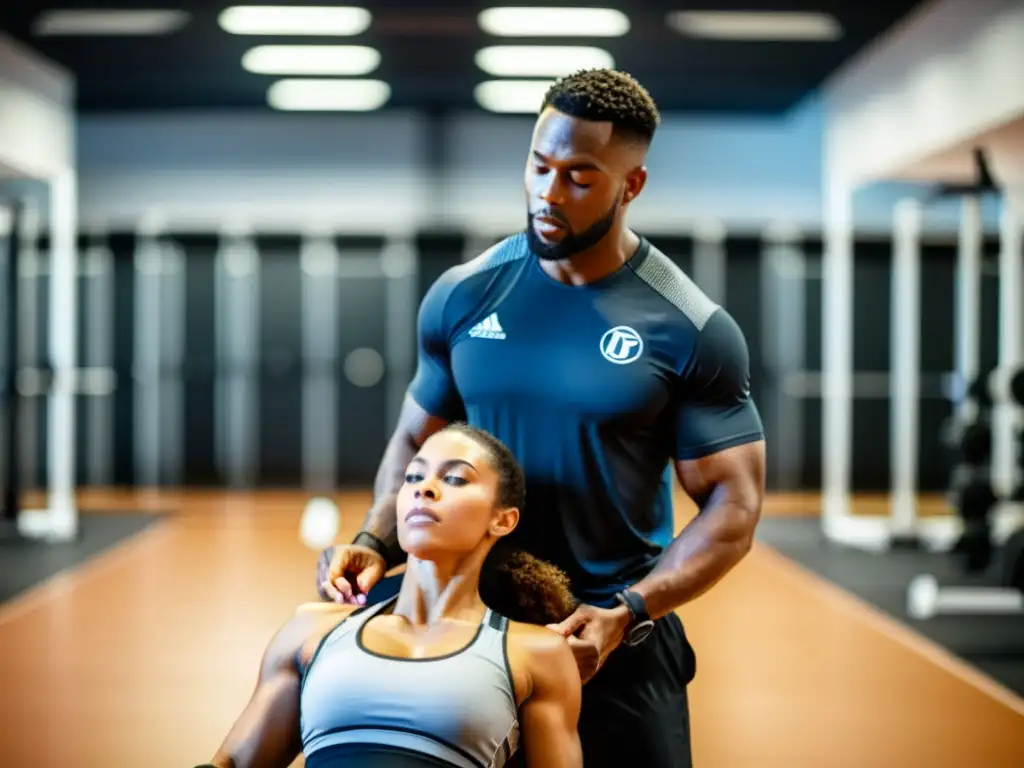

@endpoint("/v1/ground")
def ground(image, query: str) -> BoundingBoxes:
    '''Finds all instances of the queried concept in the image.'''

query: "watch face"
[627,620,655,646]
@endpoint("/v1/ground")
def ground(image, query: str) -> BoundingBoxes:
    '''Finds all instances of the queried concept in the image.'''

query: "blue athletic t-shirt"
[407,232,764,605]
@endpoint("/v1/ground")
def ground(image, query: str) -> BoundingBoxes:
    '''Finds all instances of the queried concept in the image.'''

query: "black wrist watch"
[615,589,655,646]
[352,531,407,571]
[352,531,389,564]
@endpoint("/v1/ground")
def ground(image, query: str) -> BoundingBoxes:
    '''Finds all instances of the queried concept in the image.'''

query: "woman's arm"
[517,629,584,767]
[204,605,352,768]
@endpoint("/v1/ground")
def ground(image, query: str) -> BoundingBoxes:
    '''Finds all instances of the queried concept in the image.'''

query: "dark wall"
[0,228,1004,494]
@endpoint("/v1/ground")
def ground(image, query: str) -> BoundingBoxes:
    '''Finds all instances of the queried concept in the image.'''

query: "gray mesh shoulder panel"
[632,247,719,331]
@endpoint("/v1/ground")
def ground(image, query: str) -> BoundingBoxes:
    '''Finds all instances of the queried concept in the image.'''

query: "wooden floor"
[1,489,1022,767]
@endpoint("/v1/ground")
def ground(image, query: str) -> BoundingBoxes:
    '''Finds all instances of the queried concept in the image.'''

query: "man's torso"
[435,232,715,603]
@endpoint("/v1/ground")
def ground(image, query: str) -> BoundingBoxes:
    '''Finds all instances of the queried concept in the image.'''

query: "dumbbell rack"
[906,369,1024,619]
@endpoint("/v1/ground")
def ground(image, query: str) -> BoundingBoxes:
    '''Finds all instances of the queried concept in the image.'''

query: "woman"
[198,423,584,768]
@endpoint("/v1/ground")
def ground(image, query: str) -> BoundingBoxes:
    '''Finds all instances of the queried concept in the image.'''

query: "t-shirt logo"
[600,326,644,364]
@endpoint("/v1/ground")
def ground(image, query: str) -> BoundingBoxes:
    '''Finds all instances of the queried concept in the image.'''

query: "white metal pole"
[692,219,727,306]
[382,235,418,434]
[822,182,855,535]
[160,243,186,486]
[40,168,78,539]
[17,197,41,492]
[82,238,115,486]
[890,198,921,540]
[133,227,163,487]
[300,232,340,491]
[761,222,806,491]
[955,197,983,425]
[214,229,260,488]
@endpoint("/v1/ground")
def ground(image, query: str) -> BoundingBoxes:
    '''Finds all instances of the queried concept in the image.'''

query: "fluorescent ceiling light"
[474,80,554,114]
[476,46,613,77]
[243,45,380,75]
[666,11,842,41]
[32,9,190,36]
[479,7,629,37]
[219,6,371,36]
[267,79,390,111]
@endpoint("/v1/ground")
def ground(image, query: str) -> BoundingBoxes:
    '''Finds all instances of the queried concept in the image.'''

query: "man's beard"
[526,199,620,262]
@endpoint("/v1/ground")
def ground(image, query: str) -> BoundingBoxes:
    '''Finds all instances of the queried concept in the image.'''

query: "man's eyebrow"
[532,150,601,171]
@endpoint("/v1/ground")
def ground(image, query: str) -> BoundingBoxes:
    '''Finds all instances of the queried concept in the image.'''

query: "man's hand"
[546,603,631,683]
[316,545,386,604]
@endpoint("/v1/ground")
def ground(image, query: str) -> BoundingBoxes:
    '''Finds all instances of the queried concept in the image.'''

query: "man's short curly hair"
[541,68,660,145]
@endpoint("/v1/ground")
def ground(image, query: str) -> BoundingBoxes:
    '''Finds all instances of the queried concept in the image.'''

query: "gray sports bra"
[299,595,520,768]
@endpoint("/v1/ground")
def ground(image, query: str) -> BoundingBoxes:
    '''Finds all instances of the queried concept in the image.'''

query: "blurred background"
[1,2,1023,766]
[0,1,1010,495]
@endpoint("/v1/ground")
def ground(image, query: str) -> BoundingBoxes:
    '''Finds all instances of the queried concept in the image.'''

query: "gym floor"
[0,489,1022,767]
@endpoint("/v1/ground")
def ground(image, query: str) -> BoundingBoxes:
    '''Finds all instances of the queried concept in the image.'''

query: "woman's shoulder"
[263,602,361,671]
[504,621,581,702]
[505,621,576,666]
[294,601,360,618]
[290,601,361,635]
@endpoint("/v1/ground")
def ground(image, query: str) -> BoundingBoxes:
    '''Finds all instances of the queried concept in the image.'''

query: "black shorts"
[578,611,696,767]
[369,574,696,766]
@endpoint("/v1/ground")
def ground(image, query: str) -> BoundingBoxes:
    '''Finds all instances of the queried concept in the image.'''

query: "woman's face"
[396,431,517,561]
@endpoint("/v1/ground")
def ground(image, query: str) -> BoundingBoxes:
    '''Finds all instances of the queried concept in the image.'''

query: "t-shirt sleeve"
[671,307,764,460]
[406,275,465,421]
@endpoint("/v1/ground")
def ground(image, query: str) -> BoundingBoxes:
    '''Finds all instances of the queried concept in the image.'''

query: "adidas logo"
[468,313,506,340]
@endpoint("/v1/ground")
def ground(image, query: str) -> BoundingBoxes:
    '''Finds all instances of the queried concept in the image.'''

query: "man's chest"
[447,292,681,422]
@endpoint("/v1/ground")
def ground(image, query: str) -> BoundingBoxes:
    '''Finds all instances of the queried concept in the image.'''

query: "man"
[317,69,765,767]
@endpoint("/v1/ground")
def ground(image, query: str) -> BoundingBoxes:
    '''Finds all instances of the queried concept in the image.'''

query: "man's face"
[524,106,646,261]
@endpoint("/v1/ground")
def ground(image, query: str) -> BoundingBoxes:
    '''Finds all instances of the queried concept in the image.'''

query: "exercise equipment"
[1,198,23,536]
[905,176,1024,618]
[941,375,994,465]
[1011,369,1024,405]
[949,473,997,570]
[907,573,1023,620]
[999,527,1024,592]
[914,372,1024,614]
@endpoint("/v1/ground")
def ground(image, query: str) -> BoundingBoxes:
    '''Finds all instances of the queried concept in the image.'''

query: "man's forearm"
[631,488,758,620]
[357,429,422,549]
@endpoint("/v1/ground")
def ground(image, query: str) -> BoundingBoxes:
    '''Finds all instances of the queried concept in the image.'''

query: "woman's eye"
[445,475,468,486]
[404,473,422,483]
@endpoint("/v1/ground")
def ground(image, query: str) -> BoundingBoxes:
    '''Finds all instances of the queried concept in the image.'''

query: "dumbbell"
[960,421,992,465]
[977,366,1024,408]
[1010,368,1024,406]
[999,526,1024,594]
[941,417,992,465]
[952,477,998,515]
[907,573,1024,619]
[966,373,995,408]
[949,476,998,571]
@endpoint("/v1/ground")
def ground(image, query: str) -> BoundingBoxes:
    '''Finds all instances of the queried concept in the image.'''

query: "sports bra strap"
[484,608,507,633]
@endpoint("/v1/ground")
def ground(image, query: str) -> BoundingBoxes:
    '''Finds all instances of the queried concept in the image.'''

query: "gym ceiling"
[0,2,926,114]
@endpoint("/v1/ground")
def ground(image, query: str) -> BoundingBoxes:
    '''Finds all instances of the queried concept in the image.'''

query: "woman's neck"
[392,554,486,629]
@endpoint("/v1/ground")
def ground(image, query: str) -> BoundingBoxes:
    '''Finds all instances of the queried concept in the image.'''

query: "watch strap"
[617,589,650,624]
[352,531,402,569]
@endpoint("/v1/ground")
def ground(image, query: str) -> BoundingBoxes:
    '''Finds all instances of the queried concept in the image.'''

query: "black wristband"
[352,531,408,571]
[617,589,650,624]
[353,531,389,563]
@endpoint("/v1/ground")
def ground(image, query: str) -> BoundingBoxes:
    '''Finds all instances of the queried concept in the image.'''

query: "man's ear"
[623,166,648,204]
[491,506,519,538]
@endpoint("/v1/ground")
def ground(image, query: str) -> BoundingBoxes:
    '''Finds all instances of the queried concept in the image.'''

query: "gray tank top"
[299,595,520,768]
